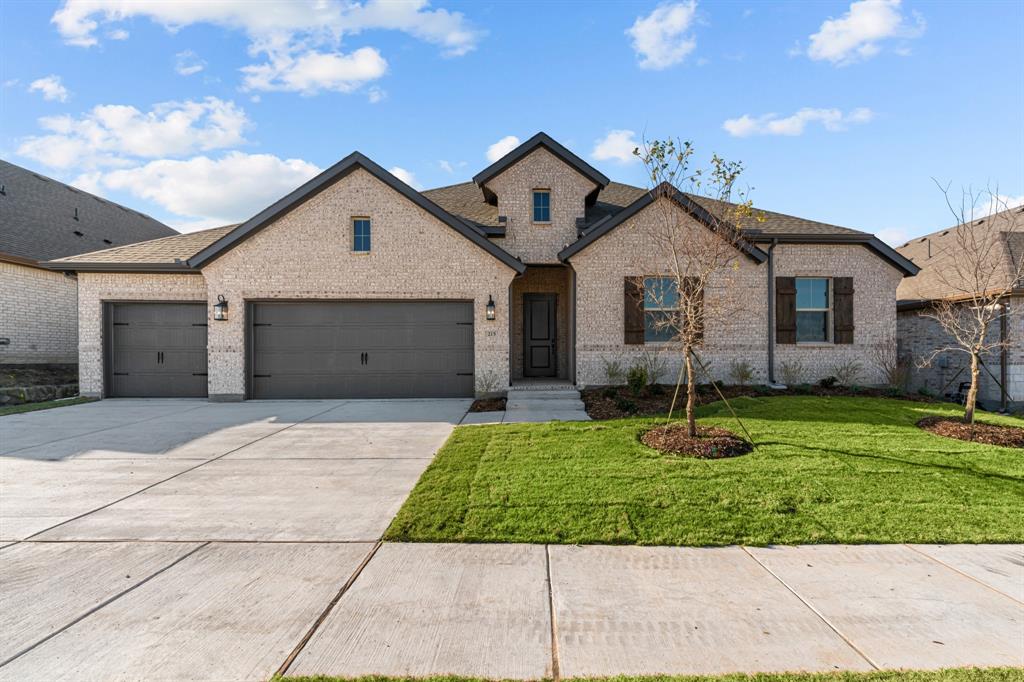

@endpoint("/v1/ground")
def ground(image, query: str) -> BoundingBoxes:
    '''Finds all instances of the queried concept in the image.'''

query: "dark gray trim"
[42,261,199,273]
[748,233,919,276]
[472,132,610,191]
[558,183,768,264]
[186,151,525,274]
[766,240,777,383]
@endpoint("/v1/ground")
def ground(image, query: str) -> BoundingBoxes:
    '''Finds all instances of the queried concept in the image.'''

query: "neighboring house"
[44,133,917,400]
[896,205,1024,410]
[0,159,177,365]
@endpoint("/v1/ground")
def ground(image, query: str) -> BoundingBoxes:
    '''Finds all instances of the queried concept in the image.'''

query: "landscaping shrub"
[831,359,864,387]
[779,360,804,386]
[602,356,626,386]
[627,365,648,396]
[614,397,638,413]
[728,359,755,386]
[818,376,839,389]
[601,386,618,399]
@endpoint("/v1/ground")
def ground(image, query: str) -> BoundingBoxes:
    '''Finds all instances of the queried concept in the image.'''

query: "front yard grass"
[0,396,94,417]
[384,396,1024,546]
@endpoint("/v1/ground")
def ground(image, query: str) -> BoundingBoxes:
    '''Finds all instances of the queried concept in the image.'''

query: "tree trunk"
[964,351,980,424]
[685,348,697,437]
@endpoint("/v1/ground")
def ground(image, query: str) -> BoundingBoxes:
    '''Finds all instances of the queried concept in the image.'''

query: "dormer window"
[532,190,550,223]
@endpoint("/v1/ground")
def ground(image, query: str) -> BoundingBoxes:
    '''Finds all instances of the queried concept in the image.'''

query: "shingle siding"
[0,261,78,364]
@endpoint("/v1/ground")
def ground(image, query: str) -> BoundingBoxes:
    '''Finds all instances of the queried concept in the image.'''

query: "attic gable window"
[352,217,371,252]
[532,190,550,223]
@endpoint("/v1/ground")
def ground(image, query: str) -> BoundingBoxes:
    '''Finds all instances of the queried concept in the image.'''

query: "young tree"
[917,186,1023,423]
[632,138,761,436]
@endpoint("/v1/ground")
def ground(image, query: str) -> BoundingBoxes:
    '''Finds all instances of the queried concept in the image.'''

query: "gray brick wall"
[487,148,597,264]
[0,261,78,364]
[897,296,1021,408]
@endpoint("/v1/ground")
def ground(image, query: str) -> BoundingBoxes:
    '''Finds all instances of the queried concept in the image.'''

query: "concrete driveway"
[0,398,469,679]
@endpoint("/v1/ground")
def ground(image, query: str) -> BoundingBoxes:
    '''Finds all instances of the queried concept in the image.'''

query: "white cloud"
[591,130,639,164]
[51,0,483,94]
[722,107,874,137]
[388,166,421,189]
[367,86,386,103]
[241,47,387,95]
[175,50,206,76]
[626,1,698,70]
[807,0,925,66]
[106,28,128,40]
[876,226,912,248]
[438,160,454,173]
[486,135,520,162]
[28,75,69,102]
[17,97,249,169]
[97,152,322,229]
[973,193,1024,219]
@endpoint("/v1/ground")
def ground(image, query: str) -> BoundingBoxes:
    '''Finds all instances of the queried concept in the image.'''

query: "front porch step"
[507,389,581,400]
[506,398,586,411]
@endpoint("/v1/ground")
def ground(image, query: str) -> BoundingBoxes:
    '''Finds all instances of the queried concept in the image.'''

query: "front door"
[523,293,557,377]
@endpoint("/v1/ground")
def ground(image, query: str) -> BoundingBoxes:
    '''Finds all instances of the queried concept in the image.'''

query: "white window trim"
[795,276,832,344]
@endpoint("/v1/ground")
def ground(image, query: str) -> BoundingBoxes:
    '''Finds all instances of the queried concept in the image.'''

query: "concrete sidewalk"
[3,541,1019,681]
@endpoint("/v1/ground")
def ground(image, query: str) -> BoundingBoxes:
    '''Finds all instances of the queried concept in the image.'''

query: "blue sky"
[1,0,1021,245]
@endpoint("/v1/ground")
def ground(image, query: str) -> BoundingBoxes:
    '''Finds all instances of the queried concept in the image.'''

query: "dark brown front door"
[523,293,556,377]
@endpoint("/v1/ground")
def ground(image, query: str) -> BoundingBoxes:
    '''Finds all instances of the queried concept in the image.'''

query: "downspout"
[766,240,778,384]
[1000,303,1008,413]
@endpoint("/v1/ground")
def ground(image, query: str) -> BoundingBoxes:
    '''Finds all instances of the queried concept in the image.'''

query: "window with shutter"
[833,277,854,344]
[775,276,797,344]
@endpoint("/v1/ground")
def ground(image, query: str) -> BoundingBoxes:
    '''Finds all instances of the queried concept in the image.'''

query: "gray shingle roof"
[423,180,869,238]
[0,159,177,263]
[896,205,1024,303]
[50,225,237,266]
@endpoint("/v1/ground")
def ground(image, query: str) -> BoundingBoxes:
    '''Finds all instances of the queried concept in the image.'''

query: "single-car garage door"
[249,301,474,399]
[105,303,208,397]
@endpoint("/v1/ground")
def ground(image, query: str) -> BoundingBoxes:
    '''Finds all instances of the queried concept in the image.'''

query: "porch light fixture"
[213,295,229,321]
[486,295,496,321]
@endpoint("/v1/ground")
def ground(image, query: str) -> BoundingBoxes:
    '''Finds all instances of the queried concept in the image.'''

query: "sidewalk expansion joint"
[740,546,879,670]
[904,544,1024,606]
[545,544,561,681]
[276,540,382,677]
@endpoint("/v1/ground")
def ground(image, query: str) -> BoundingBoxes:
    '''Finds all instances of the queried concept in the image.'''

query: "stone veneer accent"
[510,266,571,380]
[486,148,597,264]
[0,261,79,364]
[898,297,1021,409]
[76,272,207,396]
[568,198,905,387]
[201,167,517,399]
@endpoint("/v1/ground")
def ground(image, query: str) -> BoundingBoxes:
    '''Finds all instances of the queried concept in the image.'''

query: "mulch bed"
[582,384,935,420]
[917,416,1024,448]
[641,423,753,459]
[469,397,507,412]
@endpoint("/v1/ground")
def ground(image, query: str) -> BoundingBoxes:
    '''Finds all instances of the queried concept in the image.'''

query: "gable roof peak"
[472,132,610,191]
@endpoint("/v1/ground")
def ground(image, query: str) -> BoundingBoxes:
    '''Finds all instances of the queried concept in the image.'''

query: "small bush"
[615,397,638,413]
[648,383,665,396]
[627,365,648,396]
[918,387,934,398]
[637,349,667,386]
[601,386,618,399]
[728,360,755,387]
[818,376,838,389]
[475,369,501,395]
[831,359,863,387]
[779,360,804,386]
[602,356,627,386]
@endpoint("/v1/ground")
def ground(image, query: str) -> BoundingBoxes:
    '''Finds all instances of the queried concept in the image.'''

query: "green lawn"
[279,668,1024,682]
[384,396,1024,546]
[0,396,94,417]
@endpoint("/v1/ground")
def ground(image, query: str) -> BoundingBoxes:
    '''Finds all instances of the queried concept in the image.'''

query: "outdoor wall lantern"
[213,295,229,321]
[486,295,496,321]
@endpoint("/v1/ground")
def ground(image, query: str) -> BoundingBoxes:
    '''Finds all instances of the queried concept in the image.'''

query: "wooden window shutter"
[624,276,644,345]
[683,276,704,343]
[775,277,797,344]
[833,277,854,344]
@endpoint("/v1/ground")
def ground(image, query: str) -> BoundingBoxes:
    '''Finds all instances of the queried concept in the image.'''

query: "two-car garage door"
[105,300,475,399]
[248,301,475,399]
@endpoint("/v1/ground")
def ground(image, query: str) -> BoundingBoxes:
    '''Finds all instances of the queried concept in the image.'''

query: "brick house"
[0,159,176,365]
[895,205,1024,411]
[44,133,918,400]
